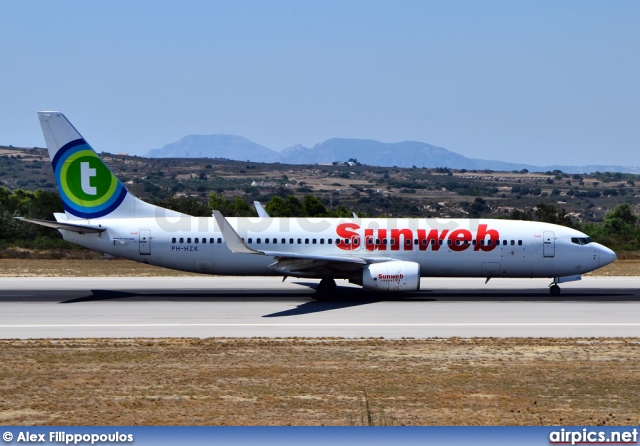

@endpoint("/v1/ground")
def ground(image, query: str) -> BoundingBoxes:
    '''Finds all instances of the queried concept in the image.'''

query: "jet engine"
[361,261,420,292]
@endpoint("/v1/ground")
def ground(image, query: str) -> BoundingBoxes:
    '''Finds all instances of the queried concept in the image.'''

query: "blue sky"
[1,1,639,166]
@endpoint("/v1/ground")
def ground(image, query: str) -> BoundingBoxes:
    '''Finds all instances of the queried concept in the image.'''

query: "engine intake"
[361,261,420,292]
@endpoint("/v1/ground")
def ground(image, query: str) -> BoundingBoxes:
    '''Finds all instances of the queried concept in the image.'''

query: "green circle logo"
[60,150,118,206]
[53,141,127,218]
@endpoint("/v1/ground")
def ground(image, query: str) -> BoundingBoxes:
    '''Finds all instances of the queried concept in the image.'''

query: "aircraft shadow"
[60,289,313,304]
[51,286,640,308]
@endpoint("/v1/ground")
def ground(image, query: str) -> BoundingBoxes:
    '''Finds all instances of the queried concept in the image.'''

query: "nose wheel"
[549,283,561,295]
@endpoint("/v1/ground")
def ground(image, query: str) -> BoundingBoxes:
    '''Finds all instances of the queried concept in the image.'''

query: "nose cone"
[599,245,617,267]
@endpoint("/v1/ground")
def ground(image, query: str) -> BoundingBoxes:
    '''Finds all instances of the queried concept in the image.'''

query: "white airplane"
[19,112,616,296]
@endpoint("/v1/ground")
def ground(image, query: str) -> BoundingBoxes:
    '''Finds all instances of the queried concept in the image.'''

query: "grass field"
[0,338,638,426]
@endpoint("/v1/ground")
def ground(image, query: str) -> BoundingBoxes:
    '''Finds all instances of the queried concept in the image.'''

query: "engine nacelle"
[361,261,421,292]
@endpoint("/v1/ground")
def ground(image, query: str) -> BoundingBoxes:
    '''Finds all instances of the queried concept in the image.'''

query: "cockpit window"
[571,237,592,246]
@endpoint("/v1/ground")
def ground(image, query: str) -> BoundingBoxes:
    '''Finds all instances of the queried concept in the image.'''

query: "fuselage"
[61,215,616,280]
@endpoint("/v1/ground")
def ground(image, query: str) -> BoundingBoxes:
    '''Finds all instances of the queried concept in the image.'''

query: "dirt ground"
[0,258,637,277]
[0,338,638,426]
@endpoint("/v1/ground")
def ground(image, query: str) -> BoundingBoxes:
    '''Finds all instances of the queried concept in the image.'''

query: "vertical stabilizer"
[38,112,158,220]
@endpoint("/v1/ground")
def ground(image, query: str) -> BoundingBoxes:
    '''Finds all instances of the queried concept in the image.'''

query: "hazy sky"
[1,1,639,166]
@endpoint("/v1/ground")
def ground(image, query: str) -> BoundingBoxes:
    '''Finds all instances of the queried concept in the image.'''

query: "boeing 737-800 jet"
[19,112,617,295]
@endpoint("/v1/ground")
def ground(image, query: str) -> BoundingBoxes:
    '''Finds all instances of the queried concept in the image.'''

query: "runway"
[1,276,640,338]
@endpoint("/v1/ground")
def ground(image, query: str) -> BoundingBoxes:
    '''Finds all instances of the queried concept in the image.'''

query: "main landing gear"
[549,282,561,295]
[315,278,337,296]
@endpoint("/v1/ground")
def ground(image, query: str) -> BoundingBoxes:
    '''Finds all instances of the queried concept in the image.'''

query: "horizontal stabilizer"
[15,217,106,234]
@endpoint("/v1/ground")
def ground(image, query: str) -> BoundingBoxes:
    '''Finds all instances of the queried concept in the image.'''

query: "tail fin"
[38,112,157,220]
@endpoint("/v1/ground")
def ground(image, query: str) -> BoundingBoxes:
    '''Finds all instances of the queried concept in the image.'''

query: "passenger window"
[367,239,373,245]
[518,240,522,246]
[248,238,253,244]
[320,239,325,244]
[187,238,191,243]
[383,239,387,245]
[353,238,359,246]
[429,240,434,245]
[202,238,206,244]
[503,240,507,246]
[298,238,302,244]
[179,238,184,243]
[312,238,317,244]
[447,240,452,246]
[510,240,515,246]
[217,238,222,244]
[375,239,381,245]
[281,238,286,244]
[406,239,412,246]
[344,239,350,245]
[289,238,294,244]
[305,238,309,244]
[390,239,395,245]
[172,237,176,243]
[257,238,261,244]
[328,239,333,245]
[265,238,269,244]
[194,238,199,243]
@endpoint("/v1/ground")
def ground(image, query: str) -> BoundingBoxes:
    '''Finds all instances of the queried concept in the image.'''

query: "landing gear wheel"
[315,278,337,297]
[549,284,561,295]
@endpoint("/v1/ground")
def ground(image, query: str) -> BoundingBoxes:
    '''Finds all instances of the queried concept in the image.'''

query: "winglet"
[253,201,270,218]
[212,210,262,255]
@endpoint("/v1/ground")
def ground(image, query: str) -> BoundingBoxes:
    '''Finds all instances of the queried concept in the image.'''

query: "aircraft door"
[543,231,555,258]
[139,229,151,255]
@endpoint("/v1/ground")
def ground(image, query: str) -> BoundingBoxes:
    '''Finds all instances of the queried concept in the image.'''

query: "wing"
[212,210,393,275]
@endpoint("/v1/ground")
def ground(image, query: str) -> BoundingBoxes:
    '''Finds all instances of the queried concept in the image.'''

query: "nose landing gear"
[549,282,561,295]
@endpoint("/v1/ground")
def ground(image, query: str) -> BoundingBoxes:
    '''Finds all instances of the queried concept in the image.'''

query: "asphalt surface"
[1,276,639,338]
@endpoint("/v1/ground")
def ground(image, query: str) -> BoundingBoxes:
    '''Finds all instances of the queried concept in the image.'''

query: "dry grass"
[0,258,638,277]
[585,260,640,277]
[0,259,198,277]
[0,338,638,426]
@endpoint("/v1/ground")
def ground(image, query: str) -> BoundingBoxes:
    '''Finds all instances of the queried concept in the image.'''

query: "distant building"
[251,181,279,188]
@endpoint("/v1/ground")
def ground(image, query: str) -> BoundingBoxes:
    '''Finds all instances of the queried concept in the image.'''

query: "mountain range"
[145,134,640,174]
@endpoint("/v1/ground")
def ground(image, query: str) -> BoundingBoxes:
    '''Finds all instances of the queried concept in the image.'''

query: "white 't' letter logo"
[81,162,97,195]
